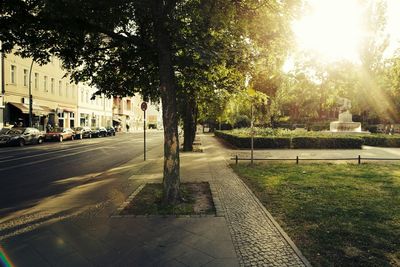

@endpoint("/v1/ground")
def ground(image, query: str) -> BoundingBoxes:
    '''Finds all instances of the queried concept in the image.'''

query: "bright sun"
[293,0,363,62]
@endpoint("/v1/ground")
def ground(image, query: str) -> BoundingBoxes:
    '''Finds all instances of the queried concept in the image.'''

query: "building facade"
[2,52,77,130]
[77,83,113,128]
[0,46,4,129]
[0,51,161,131]
[112,96,162,132]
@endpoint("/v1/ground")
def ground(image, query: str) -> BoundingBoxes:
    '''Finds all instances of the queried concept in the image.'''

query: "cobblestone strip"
[203,135,311,267]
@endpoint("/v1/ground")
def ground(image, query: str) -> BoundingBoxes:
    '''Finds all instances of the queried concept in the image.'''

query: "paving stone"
[54,252,91,267]
[155,259,188,267]
[201,135,309,267]
[28,233,78,265]
[6,244,51,267]
[175,248,214,267]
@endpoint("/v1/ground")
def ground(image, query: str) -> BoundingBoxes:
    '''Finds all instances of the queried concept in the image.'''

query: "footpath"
[1,134,310,267]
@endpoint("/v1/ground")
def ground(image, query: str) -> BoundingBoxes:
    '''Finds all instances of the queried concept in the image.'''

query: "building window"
[58,112,65,128]
[86,91,89,103]
[51,78,54,94]
[34,73,39,89]
[59,80,62,96]
[44,76,48,92]
[80,90,84,103]
[11,65,16,84]
[70,112,75,128]
[65,82,69,97]
[23,69,28,87]
[80,113,89,126]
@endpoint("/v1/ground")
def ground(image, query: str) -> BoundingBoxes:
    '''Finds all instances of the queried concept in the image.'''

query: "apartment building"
[2,52,77,130]
[113,97,133,132]
[0,51,161,131]
[0,49,4,128]
[78,83,113,128]
[113,96,162,132]
[146,100,163,130]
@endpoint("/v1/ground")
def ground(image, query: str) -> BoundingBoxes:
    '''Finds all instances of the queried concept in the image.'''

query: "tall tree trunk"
[183,93,196,151]
[192,104,198,143]
[154,0,180,204]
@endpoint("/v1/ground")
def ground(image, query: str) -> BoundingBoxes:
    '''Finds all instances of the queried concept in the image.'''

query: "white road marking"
[0,136,162,165]
[0,145,95,163]
[0,147,103,172]
[0,139,132,163]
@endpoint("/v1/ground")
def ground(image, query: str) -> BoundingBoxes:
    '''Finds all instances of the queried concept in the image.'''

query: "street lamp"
[28,59,34,127]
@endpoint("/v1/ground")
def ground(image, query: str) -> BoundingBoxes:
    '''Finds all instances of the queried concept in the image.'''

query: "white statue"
[338,97,351,113]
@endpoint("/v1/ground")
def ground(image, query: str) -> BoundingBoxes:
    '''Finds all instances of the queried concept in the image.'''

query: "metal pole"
[28,60,34,127]
[251,102,254,165]
[1,49,5,95]
[144,109,146,161]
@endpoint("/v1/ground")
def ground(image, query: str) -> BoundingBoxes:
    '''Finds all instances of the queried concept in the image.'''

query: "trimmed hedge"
[215,130,373,149]
[362,136,400,147]
[215,131,291,148]
[292,136,363,149]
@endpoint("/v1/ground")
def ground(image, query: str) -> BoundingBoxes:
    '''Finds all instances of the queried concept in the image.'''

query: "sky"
[290,0,400,64]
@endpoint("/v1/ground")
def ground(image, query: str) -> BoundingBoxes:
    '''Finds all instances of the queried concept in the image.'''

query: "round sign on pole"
[141,102,147,111]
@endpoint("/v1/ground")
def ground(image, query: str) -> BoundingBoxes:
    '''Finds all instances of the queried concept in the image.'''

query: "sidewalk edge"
[224,160,312,267]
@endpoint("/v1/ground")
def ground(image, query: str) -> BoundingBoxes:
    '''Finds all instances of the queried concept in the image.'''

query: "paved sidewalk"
[193,135,310,267]
[1,134,309,267]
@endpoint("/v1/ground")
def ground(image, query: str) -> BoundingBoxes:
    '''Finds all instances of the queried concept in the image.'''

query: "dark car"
[0,127,45,147]
[73,126,92,139]
[45,127,75,142]
[0,128,10,135]
[106,126,116,136]
[91,127,108,137]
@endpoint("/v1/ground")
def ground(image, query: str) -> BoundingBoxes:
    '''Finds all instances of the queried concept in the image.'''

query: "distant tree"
[358,0,393,122]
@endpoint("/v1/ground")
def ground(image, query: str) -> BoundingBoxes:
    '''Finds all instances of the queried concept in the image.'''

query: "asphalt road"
[0,131,164,218]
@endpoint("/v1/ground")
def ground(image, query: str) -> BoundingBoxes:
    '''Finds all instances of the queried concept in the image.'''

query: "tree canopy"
[1,0,289,203]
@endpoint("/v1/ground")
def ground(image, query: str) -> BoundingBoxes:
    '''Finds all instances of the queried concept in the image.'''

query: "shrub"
[362,135,400,147]
[292,136,363,149]
[308,123,330,131]
[253,137,291,149]
[234,115,250,128]
[365,125,378,133]
[215,131,290,148]
[215,129,400,149]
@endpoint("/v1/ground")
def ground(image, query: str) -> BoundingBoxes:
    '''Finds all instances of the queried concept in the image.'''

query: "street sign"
[141,101,147,161]
[141,102,147,111]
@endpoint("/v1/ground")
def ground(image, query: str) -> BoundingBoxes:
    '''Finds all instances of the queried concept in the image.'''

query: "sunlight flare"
[293,0,363,62]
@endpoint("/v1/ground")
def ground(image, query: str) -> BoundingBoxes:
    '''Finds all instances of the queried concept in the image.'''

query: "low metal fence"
[232,155,400,165]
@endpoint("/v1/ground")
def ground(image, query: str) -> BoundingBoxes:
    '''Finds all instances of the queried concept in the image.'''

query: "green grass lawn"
[231,163,400,267]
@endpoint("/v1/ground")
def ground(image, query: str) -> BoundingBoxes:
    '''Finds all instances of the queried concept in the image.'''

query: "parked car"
[106,126,116,136]
[0,128,10,135]
[91,127,108,137]
[0,127,45,147]
[73,126,92,139]
[45,127,75,142]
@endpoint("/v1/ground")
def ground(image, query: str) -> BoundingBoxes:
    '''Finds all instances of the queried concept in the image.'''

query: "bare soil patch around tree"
[120,182,215,216]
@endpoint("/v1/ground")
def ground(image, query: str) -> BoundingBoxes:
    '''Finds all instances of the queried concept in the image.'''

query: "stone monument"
[330,97,362,132]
